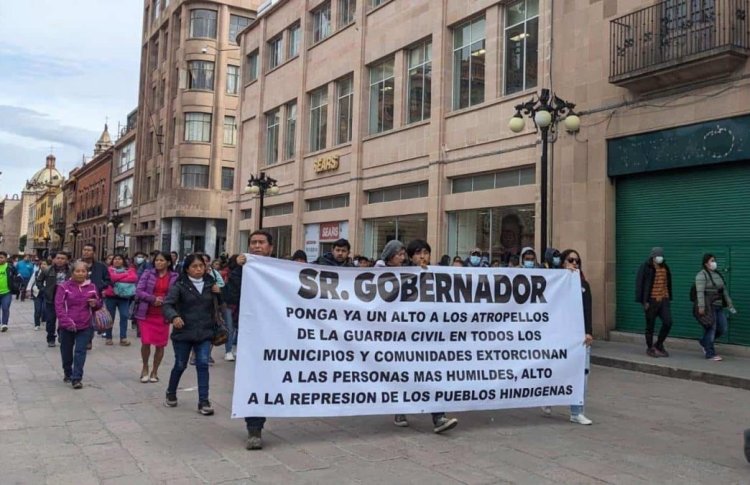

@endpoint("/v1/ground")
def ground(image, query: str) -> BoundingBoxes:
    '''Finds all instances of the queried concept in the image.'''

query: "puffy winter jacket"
[102,266,138,298]
[162,274,221,343]
[54,280,102,331]
[133,269,178,321]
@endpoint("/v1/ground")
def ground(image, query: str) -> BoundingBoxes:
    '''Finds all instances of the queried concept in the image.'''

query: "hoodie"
[543,247,562,268]
[54,279,102,331]
[519,247,540,268]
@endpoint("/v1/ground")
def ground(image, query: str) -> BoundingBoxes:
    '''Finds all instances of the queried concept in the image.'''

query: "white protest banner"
[232,256,586,418]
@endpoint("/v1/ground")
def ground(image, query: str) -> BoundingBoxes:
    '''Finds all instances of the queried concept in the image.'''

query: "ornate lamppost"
[508,88,581,253]
[108,208,125,255]
[69,222,81,258]
[244,172,279,230]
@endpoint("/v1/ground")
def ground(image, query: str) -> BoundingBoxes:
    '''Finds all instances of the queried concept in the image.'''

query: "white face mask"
[654,256,664,265]
[708,261,717,271]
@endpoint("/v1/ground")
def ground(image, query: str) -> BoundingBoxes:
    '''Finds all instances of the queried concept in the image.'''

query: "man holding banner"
[233,240,587,450]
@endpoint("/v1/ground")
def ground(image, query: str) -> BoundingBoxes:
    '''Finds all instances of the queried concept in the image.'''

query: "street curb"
[591,355,750,391]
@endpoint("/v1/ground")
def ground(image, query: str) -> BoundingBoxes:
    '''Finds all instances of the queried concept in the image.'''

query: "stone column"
[204,219,217,259]
[170,218,182,255]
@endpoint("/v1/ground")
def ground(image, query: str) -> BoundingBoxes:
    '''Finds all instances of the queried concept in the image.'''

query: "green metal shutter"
[615,162,750,345]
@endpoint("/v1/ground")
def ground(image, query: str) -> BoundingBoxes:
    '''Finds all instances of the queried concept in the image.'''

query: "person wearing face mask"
[635,247,673,358]
[543,247,562,269]
[694,254,736,361]
[133,252,150,279]
[519,247,540,269]
[465,248,488,268]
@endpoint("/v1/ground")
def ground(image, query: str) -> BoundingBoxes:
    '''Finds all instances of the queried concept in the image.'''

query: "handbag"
[91,307,113,333]
[212,295,229,346]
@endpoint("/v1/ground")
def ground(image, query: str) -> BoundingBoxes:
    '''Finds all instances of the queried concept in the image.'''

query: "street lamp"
[108,208,125,255]
[69,222,81,258]
[43,232,51,259]
[53,218,66,250]
[508,88,580,253]
[244,172,279,230]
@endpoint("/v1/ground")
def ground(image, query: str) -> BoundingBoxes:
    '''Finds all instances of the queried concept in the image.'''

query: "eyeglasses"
[566,258,580,264]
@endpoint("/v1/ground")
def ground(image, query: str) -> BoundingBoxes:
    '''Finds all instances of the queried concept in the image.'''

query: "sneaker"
[541,406,552,416]
[34,326,40,331]
[710,355,724,361]
[655,347,670,357]
[393,414,409,427]
[119,339,131,347]
[246,429,263,450]
[1,324,7,332]
[198,401,214,416]
[570,414,593,425]
[189,357,196,366]
[224,352,235,362]
[433,416,458,434]
[208,356,215,365]
[164,393,178,407]
[744,428,750,463]
[71,381,83,390]
[63,376,71,383]
[646,348,659,358]
[47,342,56,348]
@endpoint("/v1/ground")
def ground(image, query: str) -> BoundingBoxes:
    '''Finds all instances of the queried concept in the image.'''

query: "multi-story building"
[110,109,138,254]
[232,0,750,344]
[31,185,60,257]
[74,126,115,259]
[0,195,22,254]
[21,154,64,254]
[130,0,261,258]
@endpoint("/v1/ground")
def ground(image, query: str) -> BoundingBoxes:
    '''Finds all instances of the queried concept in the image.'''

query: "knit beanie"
[649,247,664,258]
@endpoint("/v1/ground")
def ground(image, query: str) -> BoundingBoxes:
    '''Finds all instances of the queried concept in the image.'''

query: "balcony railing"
[610,0,750,87]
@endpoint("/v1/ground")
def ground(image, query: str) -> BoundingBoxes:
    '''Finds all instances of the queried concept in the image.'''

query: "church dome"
[28,154,63,190]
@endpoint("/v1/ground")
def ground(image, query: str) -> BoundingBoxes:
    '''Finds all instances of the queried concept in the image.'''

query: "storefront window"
[265,225,292,259]
[363,214,427,260]
[447,204,534,265]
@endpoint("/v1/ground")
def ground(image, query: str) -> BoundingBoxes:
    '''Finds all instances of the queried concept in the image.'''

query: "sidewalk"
[591,338,750,390]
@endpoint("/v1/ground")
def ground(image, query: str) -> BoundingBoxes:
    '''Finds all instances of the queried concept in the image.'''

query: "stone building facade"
[110,109,138,254]
[0,195,22,255]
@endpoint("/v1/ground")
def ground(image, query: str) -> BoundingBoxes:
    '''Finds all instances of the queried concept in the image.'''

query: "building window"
[504,0,539,95]
[229,14,251,44]
[371,0,387,7]
[241,209,252,219]
[246,50,259,82]
[407,41,432,123]
[452,166,535,193]
[284,101,297,159]
[339,0,356,26]
[265,225,292,258]
[309,87,328,151]
[369,58,394,134]
[312,2,332,43]
[184,112,212,142]
[223,115,237,146]
[265,109,280,164]
[118,141,136,173]
[221,167,234,191]
[287,23,300,57]
[364,214,427,260]
[180,164,209,188]
[226,65,240,94]
[187,60,214,90]
[115,177,134,208]
[447,205,535,265]
[305,194,350,212]
[153,0,160,23]
[189,9,217,39]
[367,182,428,204]
[336,76,353,144]
[263,202,293,217]
[268,36,283,69]
[453,16,486,109]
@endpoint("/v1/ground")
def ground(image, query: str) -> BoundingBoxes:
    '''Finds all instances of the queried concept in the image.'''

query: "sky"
[0,0,142,197]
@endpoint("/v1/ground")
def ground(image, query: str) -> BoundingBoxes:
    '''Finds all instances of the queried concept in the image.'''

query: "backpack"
[114,282,136,298]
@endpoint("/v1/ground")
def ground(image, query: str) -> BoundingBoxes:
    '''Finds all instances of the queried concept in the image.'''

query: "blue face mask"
[523,261,535,269]
[552,256,561,267]
[469,255,481,266]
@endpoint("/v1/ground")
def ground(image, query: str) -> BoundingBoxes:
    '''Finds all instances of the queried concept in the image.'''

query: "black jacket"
[316,252,353,267]
[581,279,593,335]
[39,265,71,302]
[222,265,243,306]
[163,275,221,343]
[86,260,111,295]
[635,259,672,304]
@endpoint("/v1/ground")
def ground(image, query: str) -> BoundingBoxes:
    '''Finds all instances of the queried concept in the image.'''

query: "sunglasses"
[566,258,580,264]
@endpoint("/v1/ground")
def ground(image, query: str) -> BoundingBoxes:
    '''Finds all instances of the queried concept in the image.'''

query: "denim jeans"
[222,307,235,353]
[167,339,211,402]
[60,327,93,381]
[0,292,11,325]
[700,306,728,359]
[570,345,591,416]
[104,298,131,340]
[45,303,58,343]
[33,295,46,327]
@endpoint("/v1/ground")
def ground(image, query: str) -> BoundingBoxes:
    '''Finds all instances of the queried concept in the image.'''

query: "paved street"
[1,299,749,485]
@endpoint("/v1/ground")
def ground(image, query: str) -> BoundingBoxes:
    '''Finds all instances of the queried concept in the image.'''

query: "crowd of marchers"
[0,238,745,456]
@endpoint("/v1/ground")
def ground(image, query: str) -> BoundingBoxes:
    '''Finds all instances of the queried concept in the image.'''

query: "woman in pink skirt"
[134,252,178,382]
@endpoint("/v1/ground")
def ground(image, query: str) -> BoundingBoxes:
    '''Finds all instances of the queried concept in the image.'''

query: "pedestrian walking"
[542,249,594,425]
[55,261,102,389]
[39,252,71,346]
[133,251,150,279]
[134,251,177,383]
[15,254,34,302]
[80,244,112,350]
[693,254,737,361]
[27,260,49,330]
[103,254,137,346]
[635,247,673,357]
[220,255,243,362]
[162,253,222,416]
[0,251,20,332]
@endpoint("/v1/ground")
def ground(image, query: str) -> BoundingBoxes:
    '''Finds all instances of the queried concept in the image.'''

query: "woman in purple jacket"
[54,261,102,389]
[134,252,178,383]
